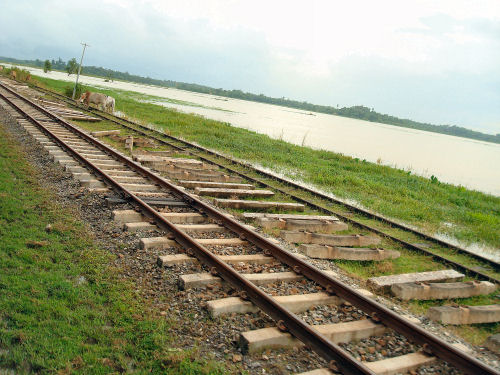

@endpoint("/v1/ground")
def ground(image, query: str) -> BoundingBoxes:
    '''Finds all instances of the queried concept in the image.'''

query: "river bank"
[4,63,500,196]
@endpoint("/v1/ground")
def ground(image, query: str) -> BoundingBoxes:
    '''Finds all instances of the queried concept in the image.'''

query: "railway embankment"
[21,73,500,347]
[1,71,499,374]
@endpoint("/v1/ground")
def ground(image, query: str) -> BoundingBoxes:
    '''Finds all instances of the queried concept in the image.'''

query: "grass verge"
[18,75,500,345]
[0,119,225,373]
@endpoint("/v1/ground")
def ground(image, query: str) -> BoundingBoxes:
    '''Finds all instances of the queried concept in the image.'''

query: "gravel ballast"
[1,97,498,374]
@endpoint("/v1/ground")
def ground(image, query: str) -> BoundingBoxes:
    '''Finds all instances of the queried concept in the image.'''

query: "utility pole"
[72,42,90,99]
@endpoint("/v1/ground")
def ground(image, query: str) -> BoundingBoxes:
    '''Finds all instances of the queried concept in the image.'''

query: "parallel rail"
[30,83,500,284]
[1,81,498,375]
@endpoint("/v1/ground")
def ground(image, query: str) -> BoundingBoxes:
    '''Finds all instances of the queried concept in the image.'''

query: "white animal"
[105,96,115,113]
[78,91,108,111]
[78,92,115,113]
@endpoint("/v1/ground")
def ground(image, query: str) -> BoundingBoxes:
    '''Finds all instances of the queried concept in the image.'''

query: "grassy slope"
[0,121,225,373]
[33,76,500,250]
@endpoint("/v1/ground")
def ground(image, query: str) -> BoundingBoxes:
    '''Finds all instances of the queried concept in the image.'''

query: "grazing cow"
[105,96,115,113]
[78,91,108,111]
[0,66,3,71]
[11,70,16,80]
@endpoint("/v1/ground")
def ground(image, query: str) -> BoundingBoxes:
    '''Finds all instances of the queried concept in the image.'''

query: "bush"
[17,68,31,81]
[66,58,78,76]
[43,59,52,73]
[64,83,86,99]
[0,66,32,82]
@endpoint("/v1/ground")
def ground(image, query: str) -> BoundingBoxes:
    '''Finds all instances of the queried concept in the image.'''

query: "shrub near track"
[0,120,225,373]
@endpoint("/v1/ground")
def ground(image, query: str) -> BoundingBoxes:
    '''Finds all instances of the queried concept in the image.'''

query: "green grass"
[11,73,500,346]
[32,76,500,251]
[0,121,226,373]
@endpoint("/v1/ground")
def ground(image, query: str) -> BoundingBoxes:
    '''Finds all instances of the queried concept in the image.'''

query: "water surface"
[18,65,500,196]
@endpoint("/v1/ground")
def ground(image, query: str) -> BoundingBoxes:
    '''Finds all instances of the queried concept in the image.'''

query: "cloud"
[0,0,499,132]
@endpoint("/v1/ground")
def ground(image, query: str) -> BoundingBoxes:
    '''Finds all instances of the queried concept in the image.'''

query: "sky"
[1,0,499,133]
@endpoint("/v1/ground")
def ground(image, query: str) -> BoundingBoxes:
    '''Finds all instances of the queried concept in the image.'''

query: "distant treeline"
[2,55,499,144]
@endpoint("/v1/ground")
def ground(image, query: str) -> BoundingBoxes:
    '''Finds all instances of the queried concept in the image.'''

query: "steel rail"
[113,122,500,272]
[29,84,500,283]
[2,82,498,375]
[30,83,499,269]
[0,83,373,375]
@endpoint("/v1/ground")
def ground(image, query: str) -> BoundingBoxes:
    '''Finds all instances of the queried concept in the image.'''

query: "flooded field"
[16,65,500,196]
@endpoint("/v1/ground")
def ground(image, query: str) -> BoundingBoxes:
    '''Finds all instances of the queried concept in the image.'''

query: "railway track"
[0,81,498,374]
[28,82,500,286]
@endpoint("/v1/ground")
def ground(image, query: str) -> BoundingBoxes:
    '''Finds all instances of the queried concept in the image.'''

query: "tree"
[105,71,113,82]
[56,57,64,69]
[43,60,52,73]
[66,58,78,75]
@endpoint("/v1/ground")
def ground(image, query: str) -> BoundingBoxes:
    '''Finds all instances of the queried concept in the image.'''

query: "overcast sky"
[1,0,499,133]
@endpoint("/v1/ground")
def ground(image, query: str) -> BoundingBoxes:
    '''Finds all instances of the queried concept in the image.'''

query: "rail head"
[31,82,500,276]
[0,82,376,375]
[2,81,498,375]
